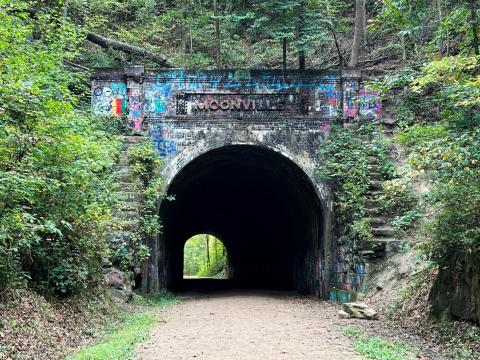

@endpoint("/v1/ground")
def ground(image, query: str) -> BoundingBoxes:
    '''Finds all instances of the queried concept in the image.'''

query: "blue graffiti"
[153,139,176,157]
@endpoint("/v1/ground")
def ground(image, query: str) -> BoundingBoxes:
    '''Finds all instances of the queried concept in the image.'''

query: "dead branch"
[86,32,175,68]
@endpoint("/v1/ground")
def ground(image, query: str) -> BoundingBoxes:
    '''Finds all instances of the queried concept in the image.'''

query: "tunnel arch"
[158,143,331,294]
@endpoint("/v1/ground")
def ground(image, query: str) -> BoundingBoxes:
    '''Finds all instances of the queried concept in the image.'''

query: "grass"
[342,326,417,360]
[129,290,179,308]
[69,291,178,360]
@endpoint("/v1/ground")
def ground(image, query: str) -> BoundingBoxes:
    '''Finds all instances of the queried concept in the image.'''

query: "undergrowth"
[69,312,156,360]
[69,291,178,360]
[129,290,179,308]
[342,326,417,360]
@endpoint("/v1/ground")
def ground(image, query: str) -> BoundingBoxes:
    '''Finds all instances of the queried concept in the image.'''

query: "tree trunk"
[86,32,174,67]
[401,32,407,62]
[349,0,365,68]
[214,237,218,262]
[213,0,221,68]
[283,38,287,71]
[298,0,306,70]
[180,0,188,52]
[471,4,479,56]
[436,0,444,57]
[206,234,210,267]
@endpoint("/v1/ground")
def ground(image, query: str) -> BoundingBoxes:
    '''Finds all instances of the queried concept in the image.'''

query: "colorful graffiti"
[359,90,382,118]
[91,69,381,136]
[343,81,382,119]
[327,256,367,303]
[92,82,127,116]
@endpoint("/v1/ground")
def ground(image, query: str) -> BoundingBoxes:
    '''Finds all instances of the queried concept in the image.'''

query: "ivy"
[125,141,166,268]
[317,125,387,265]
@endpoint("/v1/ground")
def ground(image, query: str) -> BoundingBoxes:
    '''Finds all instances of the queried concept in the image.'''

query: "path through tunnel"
[159,145,324,293]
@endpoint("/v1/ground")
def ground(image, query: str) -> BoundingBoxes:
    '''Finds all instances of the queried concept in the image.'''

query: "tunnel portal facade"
[92,68,381,298]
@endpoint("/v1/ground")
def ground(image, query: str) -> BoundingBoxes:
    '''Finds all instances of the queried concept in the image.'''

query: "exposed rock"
[342,302,378,320]
[430,253,480,324]
[104,268,127,289]
[103,268,133,302]
[338,310,351,319]
[107,287,133,302]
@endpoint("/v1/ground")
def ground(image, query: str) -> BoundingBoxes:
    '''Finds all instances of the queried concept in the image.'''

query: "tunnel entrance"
[159,145,324,293]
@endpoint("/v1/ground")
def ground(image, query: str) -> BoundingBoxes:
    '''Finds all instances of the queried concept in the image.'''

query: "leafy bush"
[107,141,165,273]
[316,125,397,265]
[378,178,417,216]
[387,55,480,265]
[0,4,122,296]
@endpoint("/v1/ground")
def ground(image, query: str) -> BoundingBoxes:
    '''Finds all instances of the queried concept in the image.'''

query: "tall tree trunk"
[401,32,407,62]
[214,237,218,262]
[436,0,444,57]
[298,50,306,70]
[206,234,210,267]
[349,0,365,68]
[61,0,69,67]
[213,0,221,68]
[283,38,287,71]
[471,3,479,55]
[298,0,306,70]
[180,0,188,52]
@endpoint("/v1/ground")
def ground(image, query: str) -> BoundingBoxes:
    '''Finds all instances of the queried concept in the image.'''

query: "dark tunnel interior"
[159,145,324,293]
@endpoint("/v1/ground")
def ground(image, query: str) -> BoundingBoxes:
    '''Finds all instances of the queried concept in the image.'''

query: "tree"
[213,0,221,68]
[349,0,365,68]
[469,0,479,55]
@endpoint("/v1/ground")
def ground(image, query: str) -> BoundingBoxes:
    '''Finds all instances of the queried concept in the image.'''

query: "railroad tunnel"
[159,145,325,294]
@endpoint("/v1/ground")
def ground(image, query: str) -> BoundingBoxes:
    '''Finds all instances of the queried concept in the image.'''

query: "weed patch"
[69,292,178,359]
[342,326,416,360]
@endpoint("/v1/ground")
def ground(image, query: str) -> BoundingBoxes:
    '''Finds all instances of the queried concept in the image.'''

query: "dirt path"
[137,290,363,360]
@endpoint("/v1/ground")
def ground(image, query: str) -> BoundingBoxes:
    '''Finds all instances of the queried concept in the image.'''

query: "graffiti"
[188,94,300,113]
[127,87,144,131]
[194,98,256,111]
[359,90,382,118]
[150,122,177,157]
[92,70,382,129]
[92,82,127,116]
[329,259,367,303]
[343,81,359,118]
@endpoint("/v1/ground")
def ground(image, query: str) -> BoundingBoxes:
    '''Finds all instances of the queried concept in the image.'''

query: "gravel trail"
[137,290,363,360]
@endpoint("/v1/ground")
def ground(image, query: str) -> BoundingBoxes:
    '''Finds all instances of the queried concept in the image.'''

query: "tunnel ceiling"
[160,145,323,292]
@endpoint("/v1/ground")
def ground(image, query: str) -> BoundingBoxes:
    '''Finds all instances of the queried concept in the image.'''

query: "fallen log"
[86,32,175,68]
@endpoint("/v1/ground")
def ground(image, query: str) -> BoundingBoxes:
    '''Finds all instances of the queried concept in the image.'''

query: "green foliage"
[342,325,417,360]
[378,51,480,266]
[316,125,371,226]
[129,290,178,307]
[69,312,156,360]
[316,125,397,265]
[69,291,177,359]
[106,141,165,273]
[378,178,417,216]
[183,234,227,278]
[398,124,480,260]
[0,3,122,296]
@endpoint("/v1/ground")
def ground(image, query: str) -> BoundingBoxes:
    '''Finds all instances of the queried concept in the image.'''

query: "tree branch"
[327,24,344,67]
[86,32,175,68]
[63,59,90,71]
[7,8,176,68]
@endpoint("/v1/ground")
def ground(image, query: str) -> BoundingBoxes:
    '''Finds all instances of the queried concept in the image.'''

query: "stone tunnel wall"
[91,68,382,298]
